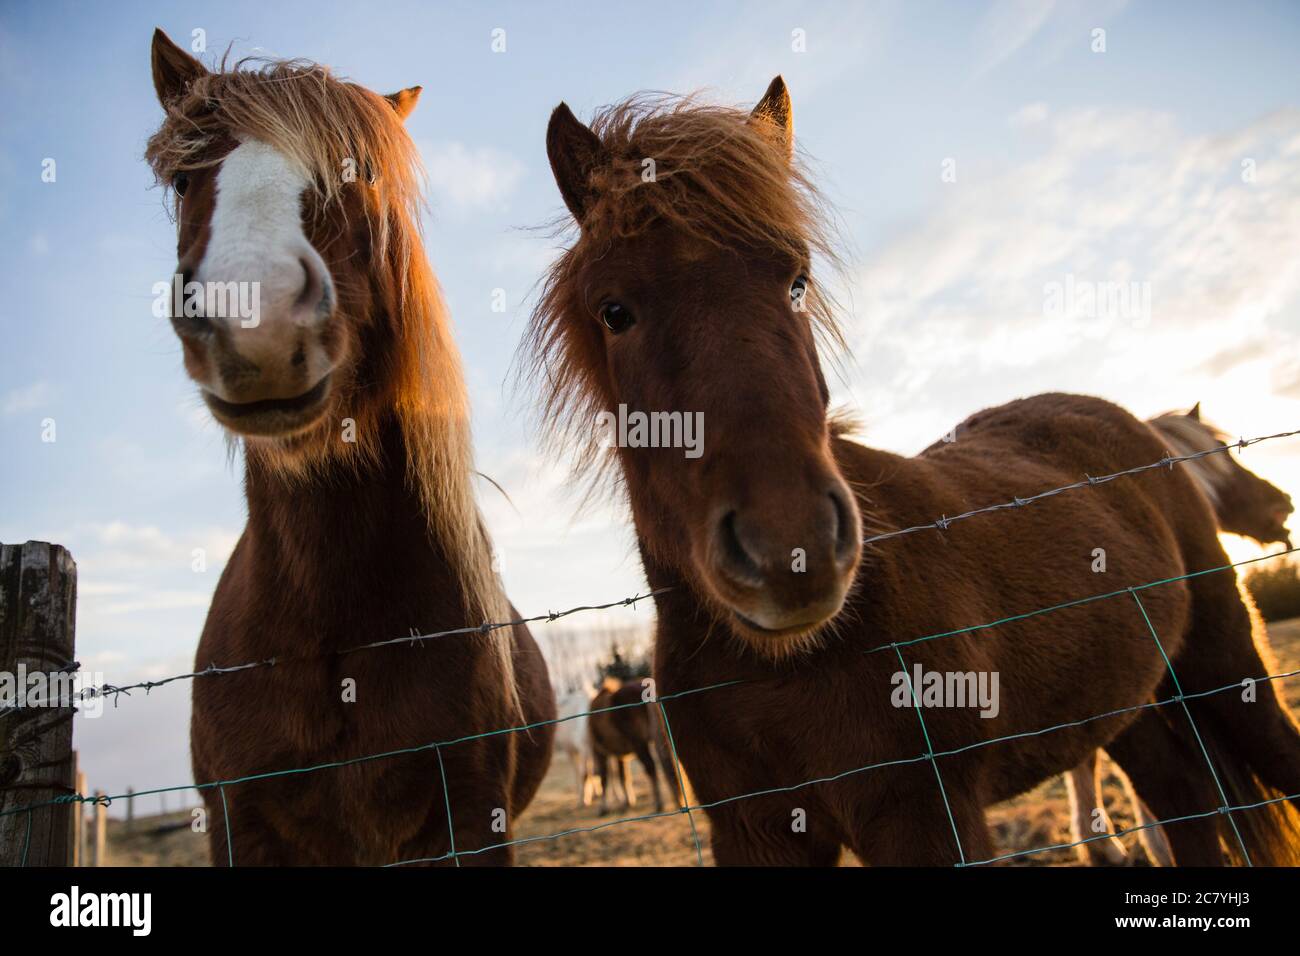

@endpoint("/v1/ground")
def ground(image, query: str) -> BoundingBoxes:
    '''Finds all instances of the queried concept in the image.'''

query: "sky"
[1,0,1298,804]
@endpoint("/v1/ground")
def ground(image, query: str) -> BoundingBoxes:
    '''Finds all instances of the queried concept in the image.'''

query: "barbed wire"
[864,426,1300,544]
[0,588,669,718]
[8,548,1298,870]
[8,426,1294,720]
[7,426,1298,868]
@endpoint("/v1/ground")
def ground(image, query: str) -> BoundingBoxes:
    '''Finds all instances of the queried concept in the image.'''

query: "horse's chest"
[193,651,498,863]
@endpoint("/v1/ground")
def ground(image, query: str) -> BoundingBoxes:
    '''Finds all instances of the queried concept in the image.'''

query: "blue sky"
[2,0,1298,800]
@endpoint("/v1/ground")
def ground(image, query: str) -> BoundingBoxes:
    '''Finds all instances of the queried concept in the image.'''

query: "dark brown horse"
[1067,405,1294,865]
[529,77,1300,865]
[587,677,680,814]
[146,30,553,864]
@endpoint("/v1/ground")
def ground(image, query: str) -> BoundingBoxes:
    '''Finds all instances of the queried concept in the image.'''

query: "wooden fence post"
[0,541,78,866]
[71,756,83,866]
[93,789,107,866]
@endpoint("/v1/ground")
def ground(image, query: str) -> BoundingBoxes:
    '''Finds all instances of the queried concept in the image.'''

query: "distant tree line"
[1245,559,1300,623]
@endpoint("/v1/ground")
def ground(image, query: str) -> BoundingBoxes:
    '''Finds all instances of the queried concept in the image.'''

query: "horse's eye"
[790,274,809,308]
[173,172,190,198]
[600,302,635,334]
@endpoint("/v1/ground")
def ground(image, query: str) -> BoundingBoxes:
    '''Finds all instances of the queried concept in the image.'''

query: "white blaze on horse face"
[198,138,334,403]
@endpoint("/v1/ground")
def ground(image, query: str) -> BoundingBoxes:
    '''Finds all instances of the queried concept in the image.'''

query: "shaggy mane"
[525,92,849,487]
[146,55,508,637]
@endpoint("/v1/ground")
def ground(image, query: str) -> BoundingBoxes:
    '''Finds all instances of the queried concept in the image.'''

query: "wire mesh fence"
[3,429,1298,867]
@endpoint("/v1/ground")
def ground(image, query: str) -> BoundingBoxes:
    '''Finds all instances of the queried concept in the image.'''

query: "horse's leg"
[618,755,634,808]
[1131,791,1174,866]
[579,754,593,807]
[1175,575,1300,803]
[1065,750,1128,865]
[632,740,664,813]
[851,788,995,866]
[210,794,305,866]
[1141,571,1300,863]
[1103,710,1225,865]
[570,749,585,809]
[655,732,684,809]
[595,754,611,815]
[706,798,842,866]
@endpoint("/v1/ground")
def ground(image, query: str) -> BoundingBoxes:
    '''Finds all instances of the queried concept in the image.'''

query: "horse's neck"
[241,416,461,625]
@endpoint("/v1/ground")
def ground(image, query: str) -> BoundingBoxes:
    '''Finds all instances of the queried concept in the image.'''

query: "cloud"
[74,520,239,578]
[841,105,1300,465]
[972,0,1059,76]
[972,0,1131,78]
[94,588,213,616]
[420,141,525,211]
[2,380,53,416]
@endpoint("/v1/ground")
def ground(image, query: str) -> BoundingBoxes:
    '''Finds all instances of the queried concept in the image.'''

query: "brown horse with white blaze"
[146,30,553,864]
[530,77,1300,865]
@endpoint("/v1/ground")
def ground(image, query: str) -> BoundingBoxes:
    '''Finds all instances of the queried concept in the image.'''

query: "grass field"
[96,617,1300,866]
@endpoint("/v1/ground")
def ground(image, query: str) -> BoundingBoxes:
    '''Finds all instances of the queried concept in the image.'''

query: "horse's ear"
[151,28,207,107]
[547,102,605,223]
[749,75,794,161]
[1188,402,1201,421]
[385,86,422,121]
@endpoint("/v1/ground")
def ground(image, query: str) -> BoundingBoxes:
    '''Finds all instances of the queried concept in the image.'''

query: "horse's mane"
[145,56,506,629]
[1149,409,1236,505]
[525,92,848,485]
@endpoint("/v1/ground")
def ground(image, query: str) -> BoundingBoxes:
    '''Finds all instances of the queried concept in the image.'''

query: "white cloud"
[94,589,212,616]
[420,141,525,211]
[2,380,52,416]
[972,0,1059,76]
[1010,102,1050,127]
[839,104,1300,505]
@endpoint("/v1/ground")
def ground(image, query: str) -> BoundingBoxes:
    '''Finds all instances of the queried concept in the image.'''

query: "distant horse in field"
[587,677,680,815]
[146,30,553,864]
[554,684,603,808]
[1067,404,1294,865]
[527,77,1300,864]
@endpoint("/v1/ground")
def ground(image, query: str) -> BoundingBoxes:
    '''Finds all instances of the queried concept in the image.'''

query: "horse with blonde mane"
[528,77,1300,865]
[146,30,553,865]
[1067,404,1294,865]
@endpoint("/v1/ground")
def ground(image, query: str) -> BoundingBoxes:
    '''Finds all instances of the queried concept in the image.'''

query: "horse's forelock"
[525,93,850,487]
[145,54,509,647]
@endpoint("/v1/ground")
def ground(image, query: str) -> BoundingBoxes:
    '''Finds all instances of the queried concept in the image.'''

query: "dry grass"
[98,618,1300,867]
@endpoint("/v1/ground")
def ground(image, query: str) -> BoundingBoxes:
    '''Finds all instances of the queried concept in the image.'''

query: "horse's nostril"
[295,255,328,315]
[717,511,764,586]
[170,264,213,337]
[829,486,858,564]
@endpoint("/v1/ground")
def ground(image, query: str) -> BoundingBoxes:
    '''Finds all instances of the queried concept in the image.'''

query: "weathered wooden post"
[0,541,78,866]
[93,789,107,866]
[126,786,135,833]
[71,755,84,866]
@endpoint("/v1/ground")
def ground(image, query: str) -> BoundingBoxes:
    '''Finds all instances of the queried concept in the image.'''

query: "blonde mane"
[1149,410,1236,508]
[146,56,508,633]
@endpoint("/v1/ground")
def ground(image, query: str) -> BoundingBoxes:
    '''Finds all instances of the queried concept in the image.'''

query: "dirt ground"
[97,617,1300,867]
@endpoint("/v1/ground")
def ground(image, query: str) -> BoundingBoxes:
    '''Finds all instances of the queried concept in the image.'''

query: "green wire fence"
[4,430,1298,867]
